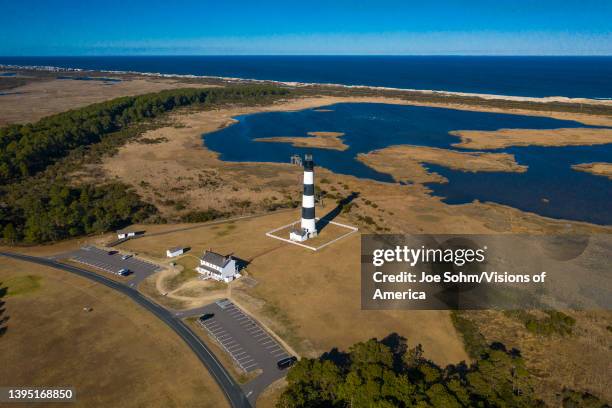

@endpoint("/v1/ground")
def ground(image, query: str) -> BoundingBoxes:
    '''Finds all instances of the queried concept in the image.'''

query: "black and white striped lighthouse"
[290,154,317,242]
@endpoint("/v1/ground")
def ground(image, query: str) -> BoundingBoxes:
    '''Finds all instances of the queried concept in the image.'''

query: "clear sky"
[1,0,611,55]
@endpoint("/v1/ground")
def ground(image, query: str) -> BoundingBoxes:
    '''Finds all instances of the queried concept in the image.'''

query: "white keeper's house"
[196,250,240,282]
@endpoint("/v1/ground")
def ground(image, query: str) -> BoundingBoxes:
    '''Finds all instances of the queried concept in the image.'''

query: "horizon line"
[2,54,612,58]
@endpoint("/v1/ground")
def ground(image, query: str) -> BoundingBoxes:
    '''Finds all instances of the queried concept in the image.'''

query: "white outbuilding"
[196,250,240,283]
[166,247,185,258]
[117,229,137,239]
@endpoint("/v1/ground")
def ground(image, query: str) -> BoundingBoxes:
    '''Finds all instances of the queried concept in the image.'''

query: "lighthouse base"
[290,227,318,242]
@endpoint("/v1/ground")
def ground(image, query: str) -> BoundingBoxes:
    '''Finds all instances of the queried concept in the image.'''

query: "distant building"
[117,229,137,239]
[196,250,240,282]
[166,247,185,258]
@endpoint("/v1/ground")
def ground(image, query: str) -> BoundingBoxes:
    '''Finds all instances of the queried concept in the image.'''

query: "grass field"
[0,257,228,408]
[463,310,612,406]
[115,209,469,366]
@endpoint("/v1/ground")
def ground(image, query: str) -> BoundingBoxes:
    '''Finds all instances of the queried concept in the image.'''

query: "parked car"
[107,250,118,255]
[198,313,215,322]
[277,356,297,370]
[121,254,132,260]
[118,268,131,276]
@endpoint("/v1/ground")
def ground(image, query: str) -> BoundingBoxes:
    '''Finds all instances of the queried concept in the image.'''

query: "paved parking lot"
[191,299,291,373]
[69,246,160,286]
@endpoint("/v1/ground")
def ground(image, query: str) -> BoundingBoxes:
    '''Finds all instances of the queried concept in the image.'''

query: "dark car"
[277,356,298,370]
[198,313,215,322]
[108,250,118,255]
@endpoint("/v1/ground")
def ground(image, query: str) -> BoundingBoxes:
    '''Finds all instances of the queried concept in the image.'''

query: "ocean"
[1,55,611,98]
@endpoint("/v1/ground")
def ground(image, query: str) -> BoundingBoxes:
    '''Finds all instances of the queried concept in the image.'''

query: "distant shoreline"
[2,63,610,106]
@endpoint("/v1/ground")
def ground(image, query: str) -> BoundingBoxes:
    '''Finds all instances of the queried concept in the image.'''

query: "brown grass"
[572,162,612,180]
[357,145,526,185]
[0,257,228,408]
[255,131,348,151]
[466,310,612,406]
[256,377,287,408]
[267,220,356,248]
[451,127,612,150]
[109,209,470,366]
[0,76,219,126]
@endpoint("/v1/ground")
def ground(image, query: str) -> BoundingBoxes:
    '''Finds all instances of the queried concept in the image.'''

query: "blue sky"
[1,0,611,55]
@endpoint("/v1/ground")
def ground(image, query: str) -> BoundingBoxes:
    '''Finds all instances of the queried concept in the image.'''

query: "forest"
[0,85,290,243]
[278,336,606,408]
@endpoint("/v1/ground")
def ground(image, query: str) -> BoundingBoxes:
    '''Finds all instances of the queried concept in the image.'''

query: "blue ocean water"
[204,103,612,225]
[1,56,611,98]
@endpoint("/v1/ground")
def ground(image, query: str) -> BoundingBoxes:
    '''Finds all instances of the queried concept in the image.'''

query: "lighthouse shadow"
[317,192,359,233]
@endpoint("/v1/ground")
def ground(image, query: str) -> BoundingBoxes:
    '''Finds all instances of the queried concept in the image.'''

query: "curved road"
[0,251,251,408]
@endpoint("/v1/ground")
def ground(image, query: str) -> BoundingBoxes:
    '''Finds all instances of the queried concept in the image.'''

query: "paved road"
[0,251,251,408]
[179,301,291,404]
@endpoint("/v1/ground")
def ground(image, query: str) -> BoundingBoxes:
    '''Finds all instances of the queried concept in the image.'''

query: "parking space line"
[207,327,223,333]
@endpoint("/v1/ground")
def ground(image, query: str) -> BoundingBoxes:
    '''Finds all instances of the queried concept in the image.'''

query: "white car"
[121,254,132,260]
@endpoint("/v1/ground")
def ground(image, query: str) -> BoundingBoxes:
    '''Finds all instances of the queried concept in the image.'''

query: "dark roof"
[117,228,135,234]
[202,250,231,267]
[167,246,184,252]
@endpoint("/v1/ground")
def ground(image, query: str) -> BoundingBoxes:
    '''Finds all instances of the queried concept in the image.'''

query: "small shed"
[117,229,137,239]
[166,247,185,258]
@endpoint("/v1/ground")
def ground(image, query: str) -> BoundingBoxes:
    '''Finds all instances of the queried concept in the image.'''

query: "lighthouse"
[290,154,318,242]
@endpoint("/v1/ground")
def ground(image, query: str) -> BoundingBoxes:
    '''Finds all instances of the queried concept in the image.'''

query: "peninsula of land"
[451,128,612,150]
[254,131,348,151]
[357,145,527,184]
[571,162,612,180]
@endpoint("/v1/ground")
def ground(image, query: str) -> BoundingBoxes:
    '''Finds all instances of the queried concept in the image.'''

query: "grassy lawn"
[165,256,200,291]
[0,258,228,408]
[2,274,42,297]
[115,211,468,366]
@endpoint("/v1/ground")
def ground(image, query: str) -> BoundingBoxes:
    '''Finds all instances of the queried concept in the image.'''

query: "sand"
[255,131,348,151]
[357,145,527,184]
[451,127,612,150]
[571,162,612,180]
